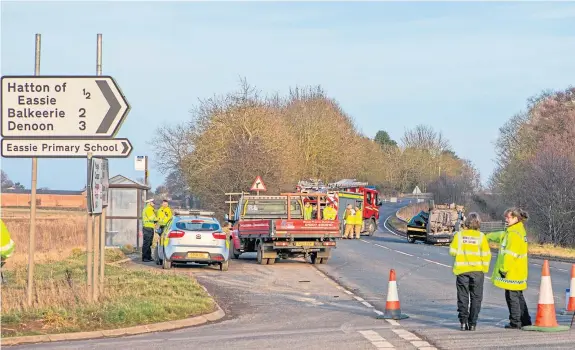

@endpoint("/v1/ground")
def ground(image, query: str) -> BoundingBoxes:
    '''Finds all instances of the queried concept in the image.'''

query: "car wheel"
[162,248,172,269]
[407,234,416,244]
[220,260,229,271]
[155,245,163,265]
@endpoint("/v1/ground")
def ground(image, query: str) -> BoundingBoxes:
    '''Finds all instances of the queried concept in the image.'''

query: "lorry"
[406,200,465,245]
[225,192,342,265]
[296,179,382,236]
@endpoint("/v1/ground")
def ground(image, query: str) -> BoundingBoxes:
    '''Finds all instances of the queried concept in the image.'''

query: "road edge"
[389,207,575,264]
[1,282,225,347]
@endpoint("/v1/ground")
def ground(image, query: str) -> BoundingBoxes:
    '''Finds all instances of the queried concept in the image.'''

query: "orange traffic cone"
[523,260,569,332]
[376,269,409,320]
[561,264,575,315]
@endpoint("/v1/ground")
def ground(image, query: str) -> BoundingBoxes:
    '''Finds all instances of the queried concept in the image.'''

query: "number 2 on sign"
[83,89,91,99]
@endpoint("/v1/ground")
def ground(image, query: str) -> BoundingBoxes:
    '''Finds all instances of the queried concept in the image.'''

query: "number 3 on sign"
[78,108,86,130]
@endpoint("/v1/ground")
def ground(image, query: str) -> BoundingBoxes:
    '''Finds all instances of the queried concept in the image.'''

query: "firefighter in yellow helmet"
[486,207,532,329]
[322,202,337,220]
[343,204,354,239]
[449,212,491,331]
[1,219,16,283]
[303,202,313,220]
[353,204,363,239]
[141,198,158,262]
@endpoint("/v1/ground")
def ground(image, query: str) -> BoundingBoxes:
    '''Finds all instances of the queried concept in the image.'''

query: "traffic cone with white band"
[376,269,409,320]
[561,264,575,315]
[523,260,569,332]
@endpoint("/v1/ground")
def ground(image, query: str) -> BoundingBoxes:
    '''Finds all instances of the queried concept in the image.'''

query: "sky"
[1,0,575,191]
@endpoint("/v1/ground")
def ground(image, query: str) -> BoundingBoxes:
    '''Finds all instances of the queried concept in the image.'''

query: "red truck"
[296,179,382,235]
[226,193,342,265]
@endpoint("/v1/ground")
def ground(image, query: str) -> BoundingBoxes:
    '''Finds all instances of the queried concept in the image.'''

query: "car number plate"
[437,239,449,243]
[188,252,209,259]
[295,242,315,247]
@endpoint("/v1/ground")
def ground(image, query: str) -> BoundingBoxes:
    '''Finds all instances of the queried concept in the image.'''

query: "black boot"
[460,322,469,331]
[468,325,476,331]
[504,323,521,329]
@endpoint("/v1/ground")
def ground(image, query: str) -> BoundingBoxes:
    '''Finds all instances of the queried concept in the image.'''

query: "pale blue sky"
[1,1,575,190]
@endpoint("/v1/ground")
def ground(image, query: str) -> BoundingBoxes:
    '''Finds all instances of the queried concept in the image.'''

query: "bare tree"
[1,170,14,189]
[401,124,451,156]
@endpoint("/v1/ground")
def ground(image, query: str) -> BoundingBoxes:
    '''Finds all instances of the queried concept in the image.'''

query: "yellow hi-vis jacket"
[304,205,313,220]
[486,222,528,291]
[353,209,363,226]
[343,208,353,224]
[157,206,173,226]
[323,206,337,220]
[142,203,158,229]
[1,219,16,259]
[449,229,491,275]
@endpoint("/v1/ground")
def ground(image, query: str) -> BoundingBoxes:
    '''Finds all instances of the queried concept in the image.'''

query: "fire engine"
[296,179,382,235]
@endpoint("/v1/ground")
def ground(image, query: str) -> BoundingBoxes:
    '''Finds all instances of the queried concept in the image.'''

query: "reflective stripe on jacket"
[449,229,491,275]
[343,209,353,224]
[142,204,158,229]
[486,222,528,291]
[157,206,173,226]
[323,207,337,220]
[0,219,15,259]
[353,209,363,226]
[304,205,313,220]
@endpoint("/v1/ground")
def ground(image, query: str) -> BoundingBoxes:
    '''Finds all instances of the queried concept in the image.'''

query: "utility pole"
[86,152,93,301]
[27,33,41,307]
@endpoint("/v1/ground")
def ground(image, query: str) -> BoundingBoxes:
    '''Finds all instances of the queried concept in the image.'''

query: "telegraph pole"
[27,33,41,307]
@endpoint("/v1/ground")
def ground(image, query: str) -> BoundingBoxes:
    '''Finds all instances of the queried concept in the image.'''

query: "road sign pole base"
[521,325,570,332]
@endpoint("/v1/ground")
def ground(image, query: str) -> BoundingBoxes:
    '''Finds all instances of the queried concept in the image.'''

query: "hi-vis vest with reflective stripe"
[0,219,15,259]
[304,205,313,220]
[157,206,173,226]
[449,229,491,275]
[352,209,363,225]
[486,221,529,291]
[323,206,337,220]
[142,204,158,229]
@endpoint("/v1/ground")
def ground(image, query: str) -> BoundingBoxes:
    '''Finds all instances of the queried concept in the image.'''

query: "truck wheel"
[220,260,229,271]
[256,243,266,265]
[367,219,376,236]
[267,257,275,265]
[232,246,241,259]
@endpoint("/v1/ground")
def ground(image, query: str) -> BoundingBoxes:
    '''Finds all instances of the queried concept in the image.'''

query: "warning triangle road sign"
[250,176,267,192]
[412,186,422,195]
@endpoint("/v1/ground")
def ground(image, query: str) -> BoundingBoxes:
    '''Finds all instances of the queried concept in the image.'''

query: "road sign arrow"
[1,75,130,138]
[96,79,122,135]
[1,138,133,158]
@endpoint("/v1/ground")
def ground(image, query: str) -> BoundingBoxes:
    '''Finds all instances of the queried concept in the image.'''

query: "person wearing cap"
[157,199,173,234]
[141,198,158,262]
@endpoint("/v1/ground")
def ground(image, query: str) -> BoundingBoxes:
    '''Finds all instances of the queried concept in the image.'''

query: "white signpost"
[134,155,146,171]
[1,138,132,158]
[1,75,130,138]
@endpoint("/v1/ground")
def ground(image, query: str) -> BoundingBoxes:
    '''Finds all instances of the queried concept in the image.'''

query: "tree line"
[152,79,479,214]
[490,86,575,246]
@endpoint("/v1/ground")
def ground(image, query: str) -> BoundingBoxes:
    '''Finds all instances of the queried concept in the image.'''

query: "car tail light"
[212,232,227,240]
[323,241,336,246]
[168,230,186,238]
[191,220,203,223]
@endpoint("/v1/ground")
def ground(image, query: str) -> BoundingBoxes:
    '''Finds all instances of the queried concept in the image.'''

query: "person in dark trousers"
[141,198,158,262]
[486,207,532,329]
[449,212,491,331]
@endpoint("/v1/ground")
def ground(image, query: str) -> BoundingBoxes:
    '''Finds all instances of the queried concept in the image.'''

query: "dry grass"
[1,208,86,266]
[396,203,428,222]
[1,249,215,337]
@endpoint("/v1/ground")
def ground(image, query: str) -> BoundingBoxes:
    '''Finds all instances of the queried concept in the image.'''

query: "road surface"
[10,201,575,349]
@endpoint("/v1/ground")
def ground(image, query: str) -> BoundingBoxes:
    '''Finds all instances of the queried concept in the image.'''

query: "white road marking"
[386,319,400,326]
[374,309,384,315]
[394,250,414,257]
[362,301,374,308]
[411,341,432,347]
[423,258,451,268]
[358,330,395,348]
[344,290,353,295]
[354,296,365,302]
[392,329,421,341]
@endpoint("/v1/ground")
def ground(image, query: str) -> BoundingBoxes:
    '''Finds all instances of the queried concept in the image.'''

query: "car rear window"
[175,221,220,231]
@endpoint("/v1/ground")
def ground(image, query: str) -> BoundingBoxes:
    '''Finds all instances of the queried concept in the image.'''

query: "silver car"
[155,210,230,271]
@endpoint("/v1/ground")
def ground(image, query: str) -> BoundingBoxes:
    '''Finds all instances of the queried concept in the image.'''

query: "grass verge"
[1,249,215,337]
